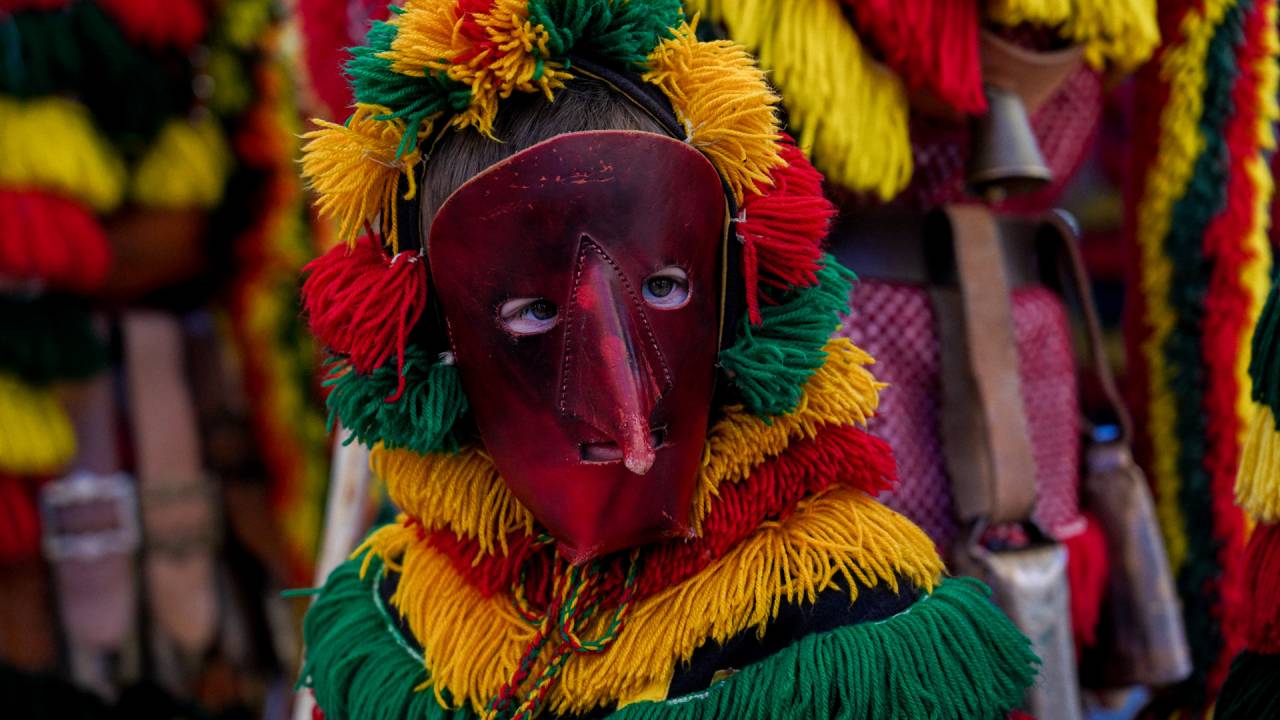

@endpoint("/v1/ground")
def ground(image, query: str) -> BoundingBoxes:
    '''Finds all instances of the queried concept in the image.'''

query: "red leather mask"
[428,131,726,562]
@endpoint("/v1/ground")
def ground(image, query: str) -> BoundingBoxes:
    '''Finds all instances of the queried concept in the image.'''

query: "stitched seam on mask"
[583,239,674,394]
[558,245,588,415]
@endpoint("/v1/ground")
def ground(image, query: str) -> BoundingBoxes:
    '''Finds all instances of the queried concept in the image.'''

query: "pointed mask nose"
[559,237,670,475]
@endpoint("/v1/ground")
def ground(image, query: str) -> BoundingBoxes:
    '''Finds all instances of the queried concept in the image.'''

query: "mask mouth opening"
[579,427,667,463]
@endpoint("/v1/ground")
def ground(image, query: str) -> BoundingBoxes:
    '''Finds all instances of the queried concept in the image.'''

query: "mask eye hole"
[642,267,690,309]
[499,298,558,335]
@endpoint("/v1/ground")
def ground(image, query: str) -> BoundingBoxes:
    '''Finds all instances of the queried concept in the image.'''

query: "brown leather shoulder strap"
[935,205,1039,524]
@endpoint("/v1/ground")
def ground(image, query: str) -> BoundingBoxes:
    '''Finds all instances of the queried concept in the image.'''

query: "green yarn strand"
[719,255,855,417]
[612,578,1038,720]
[1215,651,1280,720]
[529,0,682,69]
[0,295,107,384]
[324,345,469,454]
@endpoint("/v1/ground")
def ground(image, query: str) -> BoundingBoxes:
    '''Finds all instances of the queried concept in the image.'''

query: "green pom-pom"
[346,20,470,155]
[529,0,683,69]
[324,345,469,454]
[719,255,854,417]
[0,295,108,385]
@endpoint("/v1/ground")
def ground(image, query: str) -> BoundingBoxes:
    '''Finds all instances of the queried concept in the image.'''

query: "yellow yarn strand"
[987,0,1160,72]
[372,337,883,550]
[0,97,126,212]
[1134,0,1232,574]
[682,0,910,200]
[130,117,233,209]
[0,374,76,476]
[1236,406,1280,523]
[364,486,942,716]
[300,104,426,249]
[387,0,570,137]
[642,19,784,204]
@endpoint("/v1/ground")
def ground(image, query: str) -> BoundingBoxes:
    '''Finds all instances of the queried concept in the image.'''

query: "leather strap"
[935,205,1039,524]
[1036,210,1134,445]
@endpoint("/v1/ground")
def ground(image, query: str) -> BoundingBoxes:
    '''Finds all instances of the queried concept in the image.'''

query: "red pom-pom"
[1062,513,1109,655]
[97,0,207,51]
[301,237,428,398]
[0,190,112,292]
[1244,523,1280,653]
[0,475,40,566]
[737,136,835,324]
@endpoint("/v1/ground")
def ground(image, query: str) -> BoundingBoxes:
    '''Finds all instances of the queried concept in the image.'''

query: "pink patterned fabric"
[841,280,1082,550]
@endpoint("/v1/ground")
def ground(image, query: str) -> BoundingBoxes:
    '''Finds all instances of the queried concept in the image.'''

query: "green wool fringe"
[1249,280,1280,423]
[529,0,683,70]
[324,345,469,454]
[303,556,1035,720]
[0,295,108,385]
[613,578,1037,720]
[719,255,854,417]
[301,555,470,720]
[1215,652,1280,720]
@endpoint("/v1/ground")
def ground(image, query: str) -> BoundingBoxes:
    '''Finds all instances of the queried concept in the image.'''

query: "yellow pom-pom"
[1237,405,1280,523]
[643,20,784,204]
[386,0,569,138]
[131,116,233,209]
[300,104,428,249]
[987,0,1160,72]
[0,97,126,212]
[0,374,76,476]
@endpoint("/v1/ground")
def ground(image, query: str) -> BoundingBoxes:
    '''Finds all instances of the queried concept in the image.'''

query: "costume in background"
[1122,0,1279,712]
[295,1,1038,718]
[0,0,329,714]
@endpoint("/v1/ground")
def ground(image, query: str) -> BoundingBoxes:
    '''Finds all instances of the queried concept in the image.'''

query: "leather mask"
[428,131,726,563]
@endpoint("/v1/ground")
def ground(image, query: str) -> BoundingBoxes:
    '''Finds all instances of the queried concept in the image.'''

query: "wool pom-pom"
[0,190,112,293]
[841,0,985,115]
[1236,406,1280,523]
[737,136,835,325]
[1062,514,1109,653]
[301,105,425,248]
[0,97,126,212]
[529,0,683,70]
[0,474,40,565]
[1215,651,1280,719]
[96,0,208,50]
[301,236,428,386]
[130,117,233,209]
[0,374,76,476]
[1242,523,1280,653]
[719,256,856,417]
[643,21,784,204]
[0,295,108,384]
[324,346,469,455]
[684,0,911,200]
[987,0,1159,72]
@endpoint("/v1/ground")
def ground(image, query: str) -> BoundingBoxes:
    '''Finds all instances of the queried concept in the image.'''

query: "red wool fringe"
[0,190,111,292]
[301,236,428,398]
[0,475,40,566]
[96,0,207,51]
[840,0,985,115]
[425,423,897,607]
[1062,514,1109,654]
[1244,523,1280,654]
[1201,0,1273,692]
[298,0,392,119]
[738,136,835,325]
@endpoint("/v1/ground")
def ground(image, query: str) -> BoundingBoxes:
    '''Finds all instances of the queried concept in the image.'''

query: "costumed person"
[296,1,1039,718]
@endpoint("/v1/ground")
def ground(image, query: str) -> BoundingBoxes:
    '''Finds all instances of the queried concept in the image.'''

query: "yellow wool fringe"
[1236,406,1280,523]
[0,374,76,476]
[358,485,942,715]
[371,337,883,552]
[0,97,126,212]
[642,20,784,205]
[300,104,425,249]
[1131,0,1230,575]
[130,117,233,209]
[987,0,1160,72]
[386,0,570,137]
[683,0,910,200]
